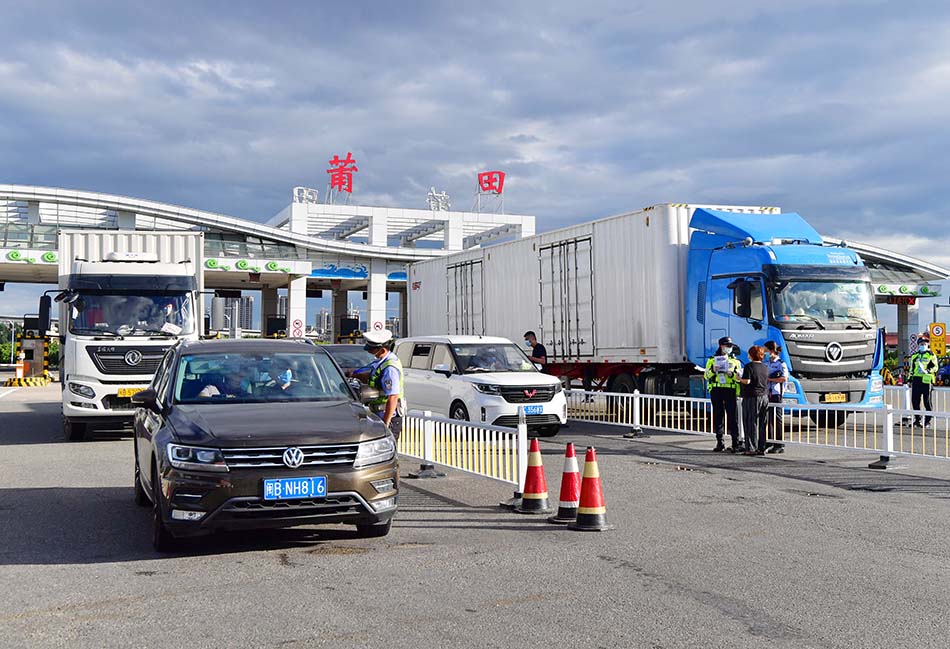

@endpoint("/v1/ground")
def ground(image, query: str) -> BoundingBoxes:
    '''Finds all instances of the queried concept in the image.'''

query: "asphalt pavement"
[3,385,950,648]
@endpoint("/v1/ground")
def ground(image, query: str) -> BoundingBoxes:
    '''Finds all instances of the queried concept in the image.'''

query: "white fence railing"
[567,389,950,464]
[398,410,528,489]
[884,385,950,413]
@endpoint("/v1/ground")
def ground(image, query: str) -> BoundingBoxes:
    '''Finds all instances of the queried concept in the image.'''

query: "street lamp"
[933,300,950,326]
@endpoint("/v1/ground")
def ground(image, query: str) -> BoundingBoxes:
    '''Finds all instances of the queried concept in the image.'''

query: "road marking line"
[0,388,19,399]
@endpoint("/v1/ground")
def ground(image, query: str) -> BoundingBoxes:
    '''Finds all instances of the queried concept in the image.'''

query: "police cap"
[363,329,394,349]
[718,336,733,346]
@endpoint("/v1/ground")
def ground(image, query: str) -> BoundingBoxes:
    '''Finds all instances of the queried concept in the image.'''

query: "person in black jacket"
[739,345,770,455]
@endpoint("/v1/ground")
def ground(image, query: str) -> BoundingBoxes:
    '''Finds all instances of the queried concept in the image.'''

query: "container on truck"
[40,230,204,440]
[408,204,885,413]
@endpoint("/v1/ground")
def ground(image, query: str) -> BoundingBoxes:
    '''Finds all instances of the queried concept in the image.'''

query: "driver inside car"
[198,364,250,398]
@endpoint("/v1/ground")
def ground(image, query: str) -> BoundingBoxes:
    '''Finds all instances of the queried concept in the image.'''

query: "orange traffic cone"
[569,447,612,531]
[515,438,553,514]
[548,443,581,524]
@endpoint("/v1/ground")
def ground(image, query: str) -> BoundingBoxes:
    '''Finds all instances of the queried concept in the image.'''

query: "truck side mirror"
[38,295,51,336]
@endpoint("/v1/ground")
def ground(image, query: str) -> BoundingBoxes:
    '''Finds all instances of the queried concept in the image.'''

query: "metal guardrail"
[567,389,950,465]
[885,385,950,413]
[398,409,528,489]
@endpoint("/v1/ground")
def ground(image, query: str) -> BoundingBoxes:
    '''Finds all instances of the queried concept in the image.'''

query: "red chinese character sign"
[477,170,506,194]
[327,152,358,194]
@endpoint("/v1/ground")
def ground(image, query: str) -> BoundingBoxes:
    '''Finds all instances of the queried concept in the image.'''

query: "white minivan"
[394,335,567,436]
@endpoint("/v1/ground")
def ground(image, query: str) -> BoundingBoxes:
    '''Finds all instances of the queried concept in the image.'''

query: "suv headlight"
[68,382,96,399]
[166,443,228,473]
[473,383,502,395]
[553,382,563,394]
[353,436,396,469]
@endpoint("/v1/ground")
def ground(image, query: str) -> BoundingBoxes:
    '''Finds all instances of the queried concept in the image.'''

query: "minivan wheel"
[63,418,86,442]
[356,519,392,538]
[537,425,560,437]
[450,402,469,422]
[134,457,150,507]
[151,465,177,552]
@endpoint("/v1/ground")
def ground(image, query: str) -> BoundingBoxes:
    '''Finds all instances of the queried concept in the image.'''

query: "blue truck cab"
[685,208,885,407]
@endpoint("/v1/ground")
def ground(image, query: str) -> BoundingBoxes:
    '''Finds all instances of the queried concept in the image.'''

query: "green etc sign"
[204,258,291,273]
[875,283,942,298]
[5,250,57,264]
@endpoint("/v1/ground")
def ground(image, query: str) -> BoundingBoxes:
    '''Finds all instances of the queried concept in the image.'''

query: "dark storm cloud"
[0,0,948,254]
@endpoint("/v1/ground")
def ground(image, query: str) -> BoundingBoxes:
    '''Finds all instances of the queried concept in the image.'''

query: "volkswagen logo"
[824,342,844,363]
[282,447,305,469]
[124,349,143,366]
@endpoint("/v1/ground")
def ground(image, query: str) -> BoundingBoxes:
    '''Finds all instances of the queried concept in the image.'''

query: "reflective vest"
[704,354,742,394]
[910,351,938,384]
[367,352,405,414]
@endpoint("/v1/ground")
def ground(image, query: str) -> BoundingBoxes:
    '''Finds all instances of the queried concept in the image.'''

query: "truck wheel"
[610,374,638,395]
[355,519,392,538]
[450,402,469,422]
[63,418,86,442]
[151,464,177,553]
[134,457,150,507]
[606,374,638,421]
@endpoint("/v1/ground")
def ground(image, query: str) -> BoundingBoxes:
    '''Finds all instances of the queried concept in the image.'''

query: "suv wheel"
[450,402,469,421]
[356,519,392,538]
[537,424,560,437]
[151,465,177,552]
[134,457,150,507]
[63,418,86,442]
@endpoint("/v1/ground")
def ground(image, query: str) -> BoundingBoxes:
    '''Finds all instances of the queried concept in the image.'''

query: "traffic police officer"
[351,329,405,439]
[909,337,939,428]
[704,336,743,452]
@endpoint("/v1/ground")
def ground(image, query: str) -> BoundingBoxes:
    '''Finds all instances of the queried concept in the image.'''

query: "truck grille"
[499,386,556,403]
[86,346,168,376]
[221,443,360,469]
[783,331,876,379]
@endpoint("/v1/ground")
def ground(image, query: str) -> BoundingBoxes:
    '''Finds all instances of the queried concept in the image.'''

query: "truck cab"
[686,209,884,407]
[57,251,200,439]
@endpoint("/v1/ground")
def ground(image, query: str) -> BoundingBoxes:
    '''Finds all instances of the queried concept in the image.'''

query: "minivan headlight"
[473,383,502,395]
[166,443,228,472]
[354,436,396,469]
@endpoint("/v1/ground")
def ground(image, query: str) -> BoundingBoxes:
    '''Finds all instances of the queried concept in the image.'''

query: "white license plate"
[524,405,544,415]
[263,476,327,501]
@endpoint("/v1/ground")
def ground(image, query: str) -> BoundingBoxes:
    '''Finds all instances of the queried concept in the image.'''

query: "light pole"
[933,300,950,326]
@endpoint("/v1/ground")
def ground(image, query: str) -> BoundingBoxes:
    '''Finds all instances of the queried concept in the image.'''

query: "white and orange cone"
[548,442,581,524]
[568,446,612,531]
[515,437,553,514]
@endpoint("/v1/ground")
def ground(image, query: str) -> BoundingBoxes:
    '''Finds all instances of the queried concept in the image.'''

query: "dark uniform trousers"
[742,395,769,452]
[767,394,784,448]
[710,387,739,448]
[911,378,933,425]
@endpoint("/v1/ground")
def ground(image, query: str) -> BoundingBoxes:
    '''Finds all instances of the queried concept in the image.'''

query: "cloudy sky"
[1,0,948,325]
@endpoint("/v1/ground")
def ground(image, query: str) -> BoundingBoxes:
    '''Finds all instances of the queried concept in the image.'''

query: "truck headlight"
[166,443,228,472]
[68,382,96,399]
[784,381,798,395]
[870,377,883,393]
[354,436,396,469]
[473,384,502,395]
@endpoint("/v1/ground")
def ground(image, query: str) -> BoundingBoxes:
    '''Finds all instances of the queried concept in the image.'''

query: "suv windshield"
[173,351,351,404]
[770,281,877,325]
[70,292,194,336]
[453,343,537,373]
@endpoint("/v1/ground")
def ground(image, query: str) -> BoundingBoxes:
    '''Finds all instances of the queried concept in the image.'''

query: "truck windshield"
[453,344,537,373]
[173,351,351,404]
[69,293,194,336]
[770,281,877,326]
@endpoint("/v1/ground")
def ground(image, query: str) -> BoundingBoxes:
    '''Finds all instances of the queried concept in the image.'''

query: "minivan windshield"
[453,344,537,373]
[173,351,351,404]
[770,281,877,326]
[70,292,194,336]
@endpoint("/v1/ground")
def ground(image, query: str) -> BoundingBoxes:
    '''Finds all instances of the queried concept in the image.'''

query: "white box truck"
[408,203,885,410]
[42,230,204,440]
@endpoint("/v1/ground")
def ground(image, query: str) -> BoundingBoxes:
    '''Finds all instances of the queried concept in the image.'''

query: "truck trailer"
[407,203,884,409]
[41,230,204,440]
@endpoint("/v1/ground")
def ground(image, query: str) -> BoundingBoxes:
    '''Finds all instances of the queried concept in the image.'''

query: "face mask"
[719,347,729,356]
[525,340,532,348]
[920,345,930,353]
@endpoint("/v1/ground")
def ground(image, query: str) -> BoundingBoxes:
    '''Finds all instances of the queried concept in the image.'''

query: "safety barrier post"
[408,411,445,479]
[502,406,529,509]
[624,390,644,438]
[869,404,896,469]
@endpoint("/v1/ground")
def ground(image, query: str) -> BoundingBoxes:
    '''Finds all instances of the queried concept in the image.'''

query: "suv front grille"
[499,386,556,403]
[492,414,560,427]
[221,443,360,469]
[220,495,365,520]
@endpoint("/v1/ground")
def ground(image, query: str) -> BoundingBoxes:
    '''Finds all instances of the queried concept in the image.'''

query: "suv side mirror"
[131,388,162,414]
[433,363,453,377]
[360,385,381,405]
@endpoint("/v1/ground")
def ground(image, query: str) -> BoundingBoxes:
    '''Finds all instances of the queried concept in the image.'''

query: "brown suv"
[131,338,397,551]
